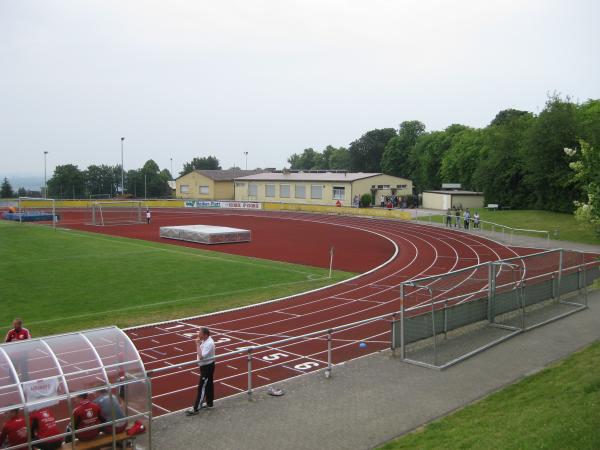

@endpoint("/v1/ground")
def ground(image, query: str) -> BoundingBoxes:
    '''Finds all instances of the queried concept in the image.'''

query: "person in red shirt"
[5,318,31,382]
[0,409,28,449]
[29,408,63,450]
[5,318,31,343]
[71,394,104,441]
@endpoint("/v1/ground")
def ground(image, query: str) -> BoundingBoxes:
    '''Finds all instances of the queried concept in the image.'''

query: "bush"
[360,193,372,207]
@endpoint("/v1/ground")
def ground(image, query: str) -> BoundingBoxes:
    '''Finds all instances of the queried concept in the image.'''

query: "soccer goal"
[17,197,58,228]
[91,200,144,226]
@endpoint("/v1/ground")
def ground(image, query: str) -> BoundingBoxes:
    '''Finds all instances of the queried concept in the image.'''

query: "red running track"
[56,208,591,418]
[3,206,598,422]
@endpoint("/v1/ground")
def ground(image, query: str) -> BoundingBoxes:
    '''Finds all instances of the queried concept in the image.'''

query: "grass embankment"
[417,209,600,246]
[379,341,600,450]
[0,221,353,336]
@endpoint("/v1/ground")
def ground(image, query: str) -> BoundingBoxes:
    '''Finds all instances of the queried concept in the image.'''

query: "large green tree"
[523,96,580,212]
[288,146,350,171]
[180,156,221,176]
[1,177,14,198]
[288,148,321,170]
[327,146,350,170]
[473,112,534,208]
[348,128,397,172]
[409,124,467,191]
[85,164,120,197]
[568,140,600,231]
[47,165,85,198]
[381,121,426,177]
[440,128,485,190]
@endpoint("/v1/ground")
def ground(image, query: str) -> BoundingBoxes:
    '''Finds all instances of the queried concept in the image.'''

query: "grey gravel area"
[152,290,600,450]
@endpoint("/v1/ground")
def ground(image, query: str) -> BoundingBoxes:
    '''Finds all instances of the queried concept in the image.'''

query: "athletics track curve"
[59,208,561,417]
[62,209,548,416]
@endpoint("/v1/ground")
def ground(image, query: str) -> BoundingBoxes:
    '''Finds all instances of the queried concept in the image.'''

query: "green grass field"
[379,341,600,450]
[0,221,353,337]
[417,209,600,245]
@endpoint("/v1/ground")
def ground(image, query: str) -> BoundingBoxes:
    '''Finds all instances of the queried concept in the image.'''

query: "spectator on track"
[0,409,27,449]
[29,408,63,450]
[463,208,471,230]
[380,194,385,207]
[186,327,215,416]
[445,209,452,227]
[93,389,127,434]
[145,208,151,224]
[454,208,461,228]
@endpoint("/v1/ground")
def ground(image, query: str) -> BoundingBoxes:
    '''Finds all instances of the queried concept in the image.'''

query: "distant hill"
[3,175,44,191]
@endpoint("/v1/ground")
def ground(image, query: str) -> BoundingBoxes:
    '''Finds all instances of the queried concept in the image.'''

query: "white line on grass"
[17,277,342,327]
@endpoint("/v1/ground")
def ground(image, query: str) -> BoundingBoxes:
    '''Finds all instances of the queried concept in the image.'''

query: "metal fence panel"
[397,248,597,370]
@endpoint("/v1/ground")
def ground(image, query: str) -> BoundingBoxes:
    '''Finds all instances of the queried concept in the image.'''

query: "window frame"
[279,184,291,198]
[332,186,346,200]
[295,184,306,199]
[265,184,276,198]
[310,184,323,200]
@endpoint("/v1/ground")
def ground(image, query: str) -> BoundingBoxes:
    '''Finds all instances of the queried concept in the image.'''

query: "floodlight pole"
[121,137,125,195]
[170,157,173,177]
[244,151,248,170]
[43,151,48,198]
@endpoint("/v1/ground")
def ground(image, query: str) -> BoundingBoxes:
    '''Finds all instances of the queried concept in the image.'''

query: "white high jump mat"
[160,224,252,245]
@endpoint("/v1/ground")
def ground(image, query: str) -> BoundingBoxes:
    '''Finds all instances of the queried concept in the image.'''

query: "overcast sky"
[1,0,599,181]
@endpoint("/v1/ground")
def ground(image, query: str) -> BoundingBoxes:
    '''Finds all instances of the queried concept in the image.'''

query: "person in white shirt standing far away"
[145,208,151,224]
[186,327,215,416]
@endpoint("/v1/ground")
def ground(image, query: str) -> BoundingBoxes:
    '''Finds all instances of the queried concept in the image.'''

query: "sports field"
[0,220,353,337]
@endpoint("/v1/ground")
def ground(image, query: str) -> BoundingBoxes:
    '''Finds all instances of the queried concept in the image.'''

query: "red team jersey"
[29,408,62,443]
[0,415,28,447]
[73,400,103,440]
[5,327,31,342]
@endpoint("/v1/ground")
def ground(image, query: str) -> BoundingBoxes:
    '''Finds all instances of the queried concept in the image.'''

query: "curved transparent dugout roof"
[0,327,151,449]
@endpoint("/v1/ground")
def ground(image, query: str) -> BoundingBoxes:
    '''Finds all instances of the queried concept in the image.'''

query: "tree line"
[44,160,173,199]
[287,95,600,214]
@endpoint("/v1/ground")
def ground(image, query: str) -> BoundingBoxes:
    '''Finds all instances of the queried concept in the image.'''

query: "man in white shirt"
[186,327,215,416]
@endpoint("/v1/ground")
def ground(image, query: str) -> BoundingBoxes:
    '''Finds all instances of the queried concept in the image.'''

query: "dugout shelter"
[0,327,152,449]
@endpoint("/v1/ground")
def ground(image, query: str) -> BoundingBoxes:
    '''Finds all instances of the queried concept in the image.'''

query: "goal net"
[91,201,144,226]
[17,197,57,228]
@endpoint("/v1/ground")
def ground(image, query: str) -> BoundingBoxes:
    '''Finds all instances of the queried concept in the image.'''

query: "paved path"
[415,219,600,253]
[153,290,600,450]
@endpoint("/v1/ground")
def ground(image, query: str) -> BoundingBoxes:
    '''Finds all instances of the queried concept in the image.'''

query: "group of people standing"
[380,194,408,209]
[445,207,480,230]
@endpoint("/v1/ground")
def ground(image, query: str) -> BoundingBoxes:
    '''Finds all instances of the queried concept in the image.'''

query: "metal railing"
[146,312,397,395]
[414,211,551,248]
[392,249,599,369]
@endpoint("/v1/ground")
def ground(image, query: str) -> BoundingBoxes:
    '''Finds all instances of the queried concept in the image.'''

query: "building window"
[280,184,290,198]
[311,185,323,199]
[180,185,189,194]
[332,186,345,200]
[236,182,246,187]
[199,185,209,194]
[265,184,276,197]
[295,184,306,199]
[248,183,258,196]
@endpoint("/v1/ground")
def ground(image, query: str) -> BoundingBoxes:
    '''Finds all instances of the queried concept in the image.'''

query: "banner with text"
[184,200,262,210]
